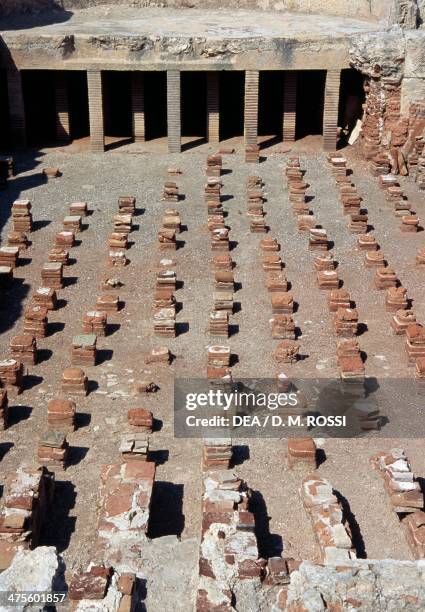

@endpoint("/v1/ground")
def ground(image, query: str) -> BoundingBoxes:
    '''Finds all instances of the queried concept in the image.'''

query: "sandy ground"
[0,142,424,610]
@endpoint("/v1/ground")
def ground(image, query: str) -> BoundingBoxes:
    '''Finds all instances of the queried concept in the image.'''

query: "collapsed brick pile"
[411,107,425,189]
[0,466,54,571]
[94,461,155,568]
[406,102,425,179]
[196,470,261,610]
[371,449,425,559]
[69,565,138,611]
[302,475,357,565]
[361,78,387,162]
[273,559,425,611]
[361,77,425,177]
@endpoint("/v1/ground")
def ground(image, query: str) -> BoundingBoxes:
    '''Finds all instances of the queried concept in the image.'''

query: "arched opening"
[258,70,284,147]
[296,70,326,140]
[68,71,89,140]
[219,71,244,141]
[145,71,167,141]
[21,70,90,147]
[338,68,365,146]
[22,70,56,146]
[103,71,132,145]
[181,71,207,147]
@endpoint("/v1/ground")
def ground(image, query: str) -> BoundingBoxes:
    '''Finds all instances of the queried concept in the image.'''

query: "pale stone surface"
[1,8,381,40]
[282,560,425,611]
[405,30,425,77]
[0,0,397,21]
[419,0,425,23]
[2,0,422,25]
[401,76,425,112]
[0,547,65,611]
[349,30,406,80]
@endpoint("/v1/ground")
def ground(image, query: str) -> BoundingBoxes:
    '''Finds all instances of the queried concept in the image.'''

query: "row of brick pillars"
[6,68,342,153]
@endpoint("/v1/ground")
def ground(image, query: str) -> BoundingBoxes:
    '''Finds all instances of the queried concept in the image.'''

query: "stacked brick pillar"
[244,70,259,150]
[87,69,105,152]
[283,71,297,143]
[206,72,219,143]
[55,73,71,143]
[323,69,342,151]
[167,69,181,153]
[131,72,145,143]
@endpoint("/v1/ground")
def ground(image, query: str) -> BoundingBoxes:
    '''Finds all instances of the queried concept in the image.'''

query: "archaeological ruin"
[0,0,425,610]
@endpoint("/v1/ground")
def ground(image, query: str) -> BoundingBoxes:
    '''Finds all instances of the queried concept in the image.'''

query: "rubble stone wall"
[273,560,425,611]
[349,26,425,175]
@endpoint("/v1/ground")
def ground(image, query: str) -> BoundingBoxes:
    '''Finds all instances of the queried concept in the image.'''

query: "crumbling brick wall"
[301,475,357,565]
[0,466,54,571]
[196,470,262,610]
[359,74,425,175]
[94,461,155,568]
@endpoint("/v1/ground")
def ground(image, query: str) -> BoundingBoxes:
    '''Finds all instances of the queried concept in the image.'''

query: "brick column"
[167,70,181,153]
[283,71,297,143]
[55,73,71,143]
[244,70,259,148]
[87,69,105,152]
[131,72,145,143]
[7,68,26,148]
[207,72,219,143]
[323,69,342,151]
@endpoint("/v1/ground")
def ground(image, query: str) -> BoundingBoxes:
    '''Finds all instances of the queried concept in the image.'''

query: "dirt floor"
[0,140,424,610]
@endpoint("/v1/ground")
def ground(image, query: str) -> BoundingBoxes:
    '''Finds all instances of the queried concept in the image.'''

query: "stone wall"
[403,31,425,113]
[348,26,425,175]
